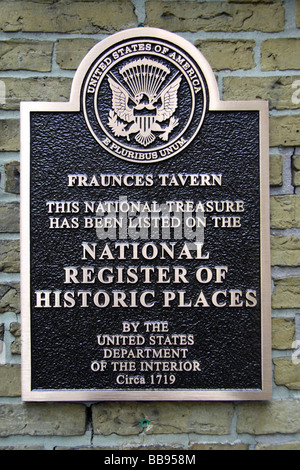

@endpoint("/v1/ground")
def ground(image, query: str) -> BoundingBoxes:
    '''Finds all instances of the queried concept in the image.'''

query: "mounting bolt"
[140,418,150,428]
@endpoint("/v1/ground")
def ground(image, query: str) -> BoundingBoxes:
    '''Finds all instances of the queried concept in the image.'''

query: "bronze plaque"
[21,28,271,401]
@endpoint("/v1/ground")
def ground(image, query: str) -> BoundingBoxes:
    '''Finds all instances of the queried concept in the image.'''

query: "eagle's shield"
[134,108,157,146]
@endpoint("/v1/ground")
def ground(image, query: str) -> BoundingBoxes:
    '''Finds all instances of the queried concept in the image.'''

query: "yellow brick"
[272,318,295,350]
[293,155,300,186]
[261,39,300,70]
[223,76,300,110]
[272,277,300,309]
[56,39,97,70]
[271,196,300,229]
[0,78,72,110]
[0,365,21,397]
[296,0,300,28]
[0,120,19,152]
[0,40,53,72]
[0,240,20,273]
[189,443,249,450]
[0,404,86,436]
[271,235,300,266]
[0,1,137,33]
[270,116,300,147]
[0,283,20,314]
[195,40,255,71]
[237,401,300,435]
[256,442,300,451]
[92,402,234,435]
[274,358,300,390]
[270,155,283,186]
[145,1,285,32]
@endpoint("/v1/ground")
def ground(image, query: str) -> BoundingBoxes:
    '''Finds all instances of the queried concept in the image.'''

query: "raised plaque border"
[21,28,271,402]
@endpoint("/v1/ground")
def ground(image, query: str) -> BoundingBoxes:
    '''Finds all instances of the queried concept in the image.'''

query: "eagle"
[107,72,182,147]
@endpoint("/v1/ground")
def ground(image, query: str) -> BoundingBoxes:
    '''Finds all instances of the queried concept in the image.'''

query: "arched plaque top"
[21,27,267,164]
[71,28,220,109]
[68,27,220,162]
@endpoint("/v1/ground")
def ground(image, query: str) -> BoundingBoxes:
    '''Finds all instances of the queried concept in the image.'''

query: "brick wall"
[0,0,300,450]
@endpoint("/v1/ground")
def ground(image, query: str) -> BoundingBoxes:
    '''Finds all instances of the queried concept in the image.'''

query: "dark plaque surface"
[21,28,271,401]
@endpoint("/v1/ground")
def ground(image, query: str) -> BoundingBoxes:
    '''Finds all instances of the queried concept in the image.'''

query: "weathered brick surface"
[145,1,285,32]
[195,40,255,71]
[189,443,249,450]
[272,277,300,309]
[0,283,20,314]
[272,318,295,350]
[271,236,300,266]
[0,365,21,397]
[0,120,19,152]
[271,196,300,229]
[223,76,300,110]
[270,116,300,147]
[92,402,234,435]
[228,0,280,2]
[0,445,45,450]
[256,442,300,451]
[122,445,184,451]
[237,401,300,435]
[56,38,97,70]
[10,322,21,355]
[5,161,20,194]
[0,203,20,233]
[270,155,283,186]
[261,39,300,70]
[0,240,20,273]
[0,40,53,72]
[273,358,300,390]
[0,1,137,33]
[0,404,87,436]
[297,1,300,28]
[55,446,120,450]
[293,155,300,186]
[0,78,72,110]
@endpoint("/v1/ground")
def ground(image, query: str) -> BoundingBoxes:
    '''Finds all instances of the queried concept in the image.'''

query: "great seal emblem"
[107,58,181,147]
[83,35,208,163]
